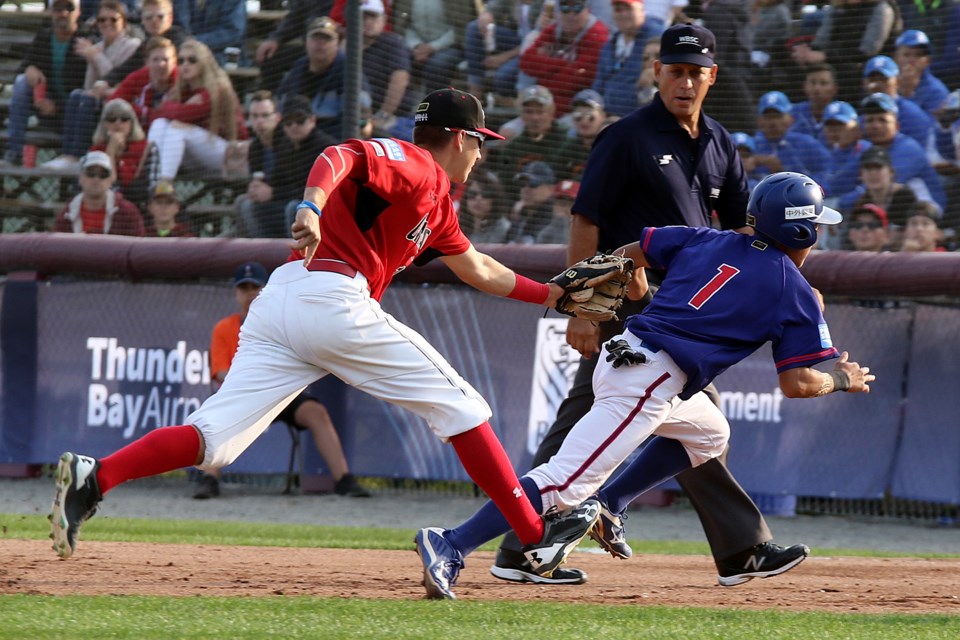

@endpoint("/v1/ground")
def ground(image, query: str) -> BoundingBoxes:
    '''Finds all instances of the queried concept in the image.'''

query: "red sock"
[96,425,201,495]
[450,422,544,545]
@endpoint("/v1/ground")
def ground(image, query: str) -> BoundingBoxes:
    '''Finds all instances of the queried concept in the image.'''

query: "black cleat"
[490,547,587,584]
[716,542,810,586]
[49,452,102,559]
[522,499,601,577]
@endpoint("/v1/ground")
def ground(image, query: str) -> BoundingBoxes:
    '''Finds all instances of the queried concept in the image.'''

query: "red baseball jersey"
[302,138,471,300]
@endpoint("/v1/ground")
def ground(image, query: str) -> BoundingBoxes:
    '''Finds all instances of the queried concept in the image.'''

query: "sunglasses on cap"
[83,168,111,179]
[558,1,585,14]
[444,127,486,149]
[105,115,132,123]
[177,55,198,65]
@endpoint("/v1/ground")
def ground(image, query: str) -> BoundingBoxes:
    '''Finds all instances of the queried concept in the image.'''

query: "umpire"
[492,23,810,587]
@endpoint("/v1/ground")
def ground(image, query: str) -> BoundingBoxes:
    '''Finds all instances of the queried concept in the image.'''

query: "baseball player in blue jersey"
[414,172,874,598]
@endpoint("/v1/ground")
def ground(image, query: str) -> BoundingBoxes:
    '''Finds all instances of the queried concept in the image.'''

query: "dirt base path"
[3,540,958,614]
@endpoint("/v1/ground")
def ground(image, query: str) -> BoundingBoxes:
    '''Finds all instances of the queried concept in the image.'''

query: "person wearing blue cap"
[861,55,935,149]
[893,30,949,118]
[731,132,759,191]
[591,0,661,117]
[826,92,947,212]
[556,89,610,180]
[898,0,960,89]
[820,101,867,186]
[752,91,832,187]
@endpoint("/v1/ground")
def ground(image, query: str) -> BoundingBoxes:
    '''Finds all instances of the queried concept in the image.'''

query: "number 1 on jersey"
[689,264,740,309]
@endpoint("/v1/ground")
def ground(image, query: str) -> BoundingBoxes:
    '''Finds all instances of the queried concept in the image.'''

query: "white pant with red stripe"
[188,261,492,470]
[526,331,730,514]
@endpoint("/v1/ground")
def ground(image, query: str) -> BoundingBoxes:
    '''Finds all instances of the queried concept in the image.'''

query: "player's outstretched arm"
[440,246,563,307]
[778,352,875,398]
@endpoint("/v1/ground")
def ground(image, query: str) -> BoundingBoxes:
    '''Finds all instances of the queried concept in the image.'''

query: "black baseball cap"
[234,262,268,287]
[658,23,716,68]
[414,88,505,140]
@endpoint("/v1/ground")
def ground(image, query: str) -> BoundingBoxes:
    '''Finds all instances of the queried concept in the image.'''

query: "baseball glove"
[550,254,634,322]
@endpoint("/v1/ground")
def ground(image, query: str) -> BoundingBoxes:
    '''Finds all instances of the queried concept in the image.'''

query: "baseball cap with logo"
[149,181,178,202]
[859,146,893,168]
[414,88,505,140]
[234,262,268,287]
[860,92,899,116]
[758,91,792,115]
[282,95,314,123]
[514,161,556,187]
[571,89,604,110]
[518,84,555,107]
[822,101,858,125]
[658,23,716,68]
[307,16,339,39]
[864,55,899,78]
[852,202,889,229]
[80,151,114,174]
[896,29,931,51]
[731,132,756,153]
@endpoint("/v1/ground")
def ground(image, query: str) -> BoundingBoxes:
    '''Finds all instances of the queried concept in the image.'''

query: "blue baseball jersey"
[625,226,840,400]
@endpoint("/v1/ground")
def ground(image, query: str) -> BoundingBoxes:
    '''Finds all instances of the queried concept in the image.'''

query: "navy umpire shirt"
[573,92,750,253]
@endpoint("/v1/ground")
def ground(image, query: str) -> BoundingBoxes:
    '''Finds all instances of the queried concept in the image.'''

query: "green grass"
[0,596,958,640]
[3,512,959,639]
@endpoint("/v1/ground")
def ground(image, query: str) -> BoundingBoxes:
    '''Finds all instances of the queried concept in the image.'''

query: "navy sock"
[445,476,543,557]
[598,437,692,515]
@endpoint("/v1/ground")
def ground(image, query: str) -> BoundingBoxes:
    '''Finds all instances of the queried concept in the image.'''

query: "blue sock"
[445,476,543,557]
[598,437,691,515]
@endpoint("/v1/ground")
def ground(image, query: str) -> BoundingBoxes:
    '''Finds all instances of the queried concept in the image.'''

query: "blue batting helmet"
[746,172,842,249]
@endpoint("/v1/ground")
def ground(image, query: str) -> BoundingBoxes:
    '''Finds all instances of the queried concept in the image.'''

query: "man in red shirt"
[52,151,144,236]
[49,90,601,597]
[519,0,610,114]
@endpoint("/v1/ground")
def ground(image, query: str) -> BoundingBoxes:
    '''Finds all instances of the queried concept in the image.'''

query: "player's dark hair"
[413,125,458,150]
[805,63,837,80]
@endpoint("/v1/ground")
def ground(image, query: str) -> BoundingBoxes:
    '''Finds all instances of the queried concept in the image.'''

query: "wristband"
[829,370,851,392]
[297,200,322,217]
[506,274,550,304]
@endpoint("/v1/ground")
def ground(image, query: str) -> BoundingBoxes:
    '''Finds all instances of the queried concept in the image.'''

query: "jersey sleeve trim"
[775,348,840,372]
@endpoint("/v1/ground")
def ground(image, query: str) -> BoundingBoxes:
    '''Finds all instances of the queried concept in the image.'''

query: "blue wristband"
[297,200,322,217]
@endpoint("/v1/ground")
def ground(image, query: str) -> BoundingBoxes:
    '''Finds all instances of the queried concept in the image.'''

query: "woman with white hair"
[91,98,153,204]
[147,39,248,182]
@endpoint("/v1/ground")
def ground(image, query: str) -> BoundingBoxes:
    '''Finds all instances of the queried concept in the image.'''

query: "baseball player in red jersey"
[49,89,601,582]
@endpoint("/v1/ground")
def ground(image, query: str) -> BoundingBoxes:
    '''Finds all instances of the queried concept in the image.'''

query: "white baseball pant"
[189,261,492,470]
[147,118,229,180]
[526,331,730,513]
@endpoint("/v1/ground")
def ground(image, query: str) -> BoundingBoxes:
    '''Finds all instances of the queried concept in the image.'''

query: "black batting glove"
[604,339,646,369]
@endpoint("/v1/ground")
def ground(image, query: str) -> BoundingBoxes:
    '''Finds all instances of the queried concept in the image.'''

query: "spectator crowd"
[1,0,959,252]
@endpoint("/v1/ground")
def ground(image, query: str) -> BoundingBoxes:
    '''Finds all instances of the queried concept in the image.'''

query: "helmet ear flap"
[784,221,816,249]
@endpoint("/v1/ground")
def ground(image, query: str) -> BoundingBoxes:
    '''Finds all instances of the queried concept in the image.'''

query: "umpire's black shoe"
[334,473,372,497]
[522,499,601,577]
[716,542,810,586]
[193,473,220,499]
[49,452,102,559]
[490,547,588,584]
